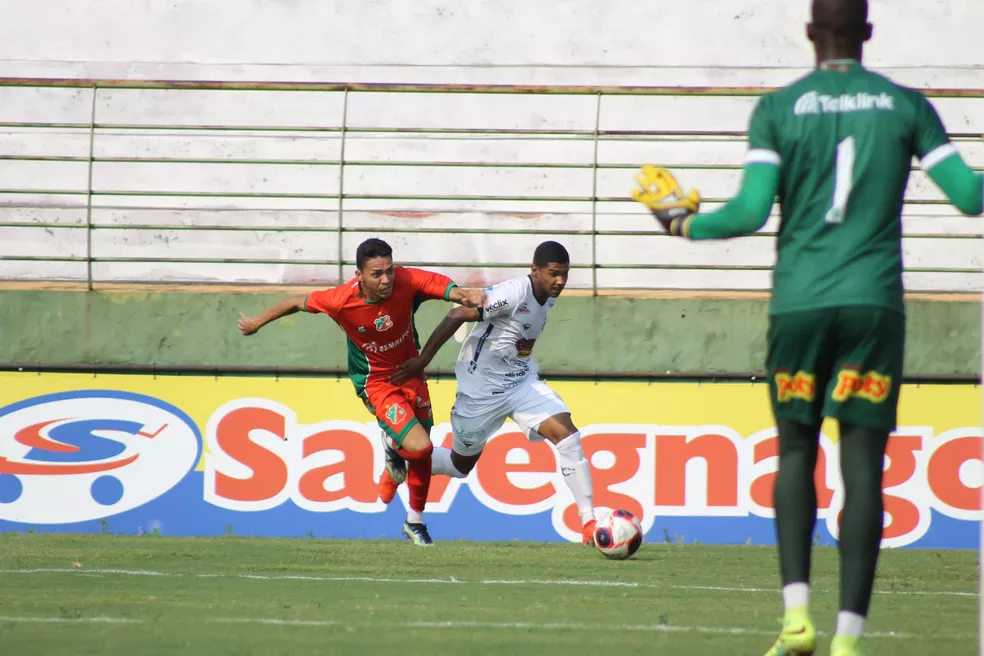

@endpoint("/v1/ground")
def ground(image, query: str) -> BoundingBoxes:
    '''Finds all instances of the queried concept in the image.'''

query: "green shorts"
[766,306,905,431]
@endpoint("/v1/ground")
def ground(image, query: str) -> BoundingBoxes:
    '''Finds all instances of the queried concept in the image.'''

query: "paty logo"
[775,371,816,403]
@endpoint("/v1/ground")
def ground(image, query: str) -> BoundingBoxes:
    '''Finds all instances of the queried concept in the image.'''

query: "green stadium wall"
[2,290,979,379]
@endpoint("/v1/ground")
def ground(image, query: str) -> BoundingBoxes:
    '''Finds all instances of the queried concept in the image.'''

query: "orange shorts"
[362,376,433,447]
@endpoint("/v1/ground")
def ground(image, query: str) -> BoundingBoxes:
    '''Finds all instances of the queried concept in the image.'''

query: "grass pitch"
[0,533,975,655]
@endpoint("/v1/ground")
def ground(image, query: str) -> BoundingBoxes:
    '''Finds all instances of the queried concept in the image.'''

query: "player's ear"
[862,22,872,42]
[806,23,815,43]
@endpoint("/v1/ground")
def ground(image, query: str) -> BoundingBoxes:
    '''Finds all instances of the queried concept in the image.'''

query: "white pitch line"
[0,568,976,598]
[0,615,142,624]
[208,618,967,641]
[0,615,972,640]
[212,618,342,627]
[401,619,777,636]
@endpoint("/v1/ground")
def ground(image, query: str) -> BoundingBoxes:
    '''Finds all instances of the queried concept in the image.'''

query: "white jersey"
[454,275,556,399]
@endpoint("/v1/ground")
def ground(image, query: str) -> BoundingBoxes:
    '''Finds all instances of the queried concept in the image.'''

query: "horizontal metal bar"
[0,361,976,384]
[67,192,983,205]
[99,124,343,133]
[90,190,341,199]
[0,122,92,129]
[2,78,983,98]
[0,256,89,262]
[2,223,979,244]
[0,189,88,196]
[1,260,973,276]
[1,157,978,177]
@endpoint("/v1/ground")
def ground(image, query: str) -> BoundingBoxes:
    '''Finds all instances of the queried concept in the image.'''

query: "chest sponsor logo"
[485,299,508,314]
[362,326,413,354]
[515,338,537,358]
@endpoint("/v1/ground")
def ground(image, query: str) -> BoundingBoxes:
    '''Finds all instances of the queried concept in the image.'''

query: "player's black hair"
[811,0,868,34]
[532,241,570,268]
[356,238,393,270]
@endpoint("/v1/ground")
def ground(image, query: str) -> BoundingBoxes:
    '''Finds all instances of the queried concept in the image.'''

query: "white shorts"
[450,379,570,456]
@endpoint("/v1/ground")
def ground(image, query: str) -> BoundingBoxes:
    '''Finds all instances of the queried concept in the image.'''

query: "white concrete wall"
[0,0,981,290]
[0,0,981,87]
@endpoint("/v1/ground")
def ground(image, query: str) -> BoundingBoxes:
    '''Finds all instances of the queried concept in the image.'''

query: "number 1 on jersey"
[825,136,856,224]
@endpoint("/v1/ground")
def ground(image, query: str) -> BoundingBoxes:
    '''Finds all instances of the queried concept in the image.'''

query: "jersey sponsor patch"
[515,338,536,358]
[831,369,892,403]
[774,371,816,403]
[485,299,508,314]
[793,91,895,116]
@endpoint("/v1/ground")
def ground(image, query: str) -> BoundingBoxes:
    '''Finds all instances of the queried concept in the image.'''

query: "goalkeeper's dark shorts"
[766,306,904,432]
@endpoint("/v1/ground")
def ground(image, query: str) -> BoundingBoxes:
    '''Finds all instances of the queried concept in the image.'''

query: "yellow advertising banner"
[0,373,979,548]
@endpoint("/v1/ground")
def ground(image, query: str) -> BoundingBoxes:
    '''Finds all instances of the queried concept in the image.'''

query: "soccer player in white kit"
[391,241,597,544]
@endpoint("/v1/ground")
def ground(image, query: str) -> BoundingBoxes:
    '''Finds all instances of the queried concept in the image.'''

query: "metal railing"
[1,79,981,294]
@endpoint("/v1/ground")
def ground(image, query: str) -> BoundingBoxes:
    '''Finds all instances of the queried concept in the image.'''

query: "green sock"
[774,421,821,586]
[837,423,890,615]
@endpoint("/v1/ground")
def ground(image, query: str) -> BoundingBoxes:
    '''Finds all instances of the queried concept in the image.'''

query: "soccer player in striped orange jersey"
[238,238,486,545]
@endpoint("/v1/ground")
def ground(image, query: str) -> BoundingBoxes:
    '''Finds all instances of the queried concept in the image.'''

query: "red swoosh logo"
[0,453,139,475]
[14,419,77,452]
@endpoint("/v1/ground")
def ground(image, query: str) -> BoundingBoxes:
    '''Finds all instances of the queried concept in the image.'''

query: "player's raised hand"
[459,288,487,309]
[238,312,260,336]
[630,165,701,236]
[390,355,426,386]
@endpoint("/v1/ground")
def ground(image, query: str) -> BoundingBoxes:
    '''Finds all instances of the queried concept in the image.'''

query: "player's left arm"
[405,267,487,308]
[631,94,779,239]
[912,92,983,216]
[238,295,308,336]
[390,306,481,385]
[683,163,778,239]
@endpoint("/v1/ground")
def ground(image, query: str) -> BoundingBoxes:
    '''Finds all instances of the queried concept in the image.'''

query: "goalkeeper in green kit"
[631,0,983,654]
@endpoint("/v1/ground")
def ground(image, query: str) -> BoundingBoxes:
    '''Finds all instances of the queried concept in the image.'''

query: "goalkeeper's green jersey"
[748,60,952,316]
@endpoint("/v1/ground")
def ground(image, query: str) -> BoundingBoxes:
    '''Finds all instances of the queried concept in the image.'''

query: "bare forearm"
[418,315,467,365]
[253,296,306,331]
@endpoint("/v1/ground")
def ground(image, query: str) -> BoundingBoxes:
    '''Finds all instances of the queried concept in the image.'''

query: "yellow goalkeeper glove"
[630,165,701,236]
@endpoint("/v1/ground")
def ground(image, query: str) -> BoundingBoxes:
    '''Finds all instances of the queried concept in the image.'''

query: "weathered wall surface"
[1,0,981,87]
[0,0,979,377]
[2,291,978,377]
[2,1,981,292]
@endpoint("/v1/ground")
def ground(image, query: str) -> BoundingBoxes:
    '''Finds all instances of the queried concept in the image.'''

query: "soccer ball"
[593,509,643,560]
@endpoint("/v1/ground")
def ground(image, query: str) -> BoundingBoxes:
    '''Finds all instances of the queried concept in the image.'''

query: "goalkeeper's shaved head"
[807,0,872,63]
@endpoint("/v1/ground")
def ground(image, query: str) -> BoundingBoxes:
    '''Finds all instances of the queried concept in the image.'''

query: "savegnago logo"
[0,390,201,524]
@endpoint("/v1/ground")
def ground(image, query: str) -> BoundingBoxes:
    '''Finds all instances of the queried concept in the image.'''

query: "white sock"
[782,583,810,610]
[431,446,467,478]
[835,611,865,637]
[407,509,423,524]
[554,432,594,524]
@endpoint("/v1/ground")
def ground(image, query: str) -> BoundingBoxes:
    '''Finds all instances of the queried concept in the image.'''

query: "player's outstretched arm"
[448,285,487,309]
[238,295,307,336]
[685,163,779,239]
[390,306,481,385]
[630,164,777,240]
[923,149,984,216]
